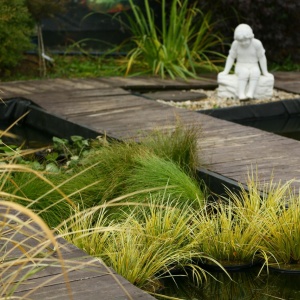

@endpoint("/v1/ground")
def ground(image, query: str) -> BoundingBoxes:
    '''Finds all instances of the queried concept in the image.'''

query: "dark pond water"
[0,122,53,149]
[236,115,300,141]
[159,267,300,299]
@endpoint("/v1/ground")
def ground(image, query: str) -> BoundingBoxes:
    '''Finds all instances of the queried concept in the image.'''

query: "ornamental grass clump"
[226,173,290,220]
[195,201,263,266]
[60,198,225,293]
[259,189,300,268]
[121,0,224,78]
[50,122,204,209]
[224,173,300,270]
[123,153,205,208]
[139,122,201,176]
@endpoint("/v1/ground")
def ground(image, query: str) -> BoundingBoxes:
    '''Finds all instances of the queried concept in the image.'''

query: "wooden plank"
[2,210,155,300]
[15,273,154,300]
[28,91,135,108]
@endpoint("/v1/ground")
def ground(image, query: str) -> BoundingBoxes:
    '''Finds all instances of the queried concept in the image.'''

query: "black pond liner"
[198,98,300,141]
[0,98,102,141]
[199,261,259,273]
[268,264,300,274]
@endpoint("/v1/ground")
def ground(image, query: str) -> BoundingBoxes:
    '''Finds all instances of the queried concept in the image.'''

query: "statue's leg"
[246,66,261,99]
[235,64,250,100]
[238,79,248,100]
[246,79,259,98]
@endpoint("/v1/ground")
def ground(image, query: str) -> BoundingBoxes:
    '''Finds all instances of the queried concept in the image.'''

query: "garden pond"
[1,98,300,300]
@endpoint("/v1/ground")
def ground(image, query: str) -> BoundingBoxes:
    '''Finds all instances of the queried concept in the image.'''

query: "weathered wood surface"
[0,206,155,300]
[14,239,154,300]
[1,73,300,190]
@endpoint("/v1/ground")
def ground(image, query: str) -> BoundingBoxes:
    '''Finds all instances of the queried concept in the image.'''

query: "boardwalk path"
[0,73,300,298]
[2,72,300,191]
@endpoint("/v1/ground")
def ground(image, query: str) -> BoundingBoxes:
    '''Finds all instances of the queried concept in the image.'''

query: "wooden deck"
[1,72,300,298]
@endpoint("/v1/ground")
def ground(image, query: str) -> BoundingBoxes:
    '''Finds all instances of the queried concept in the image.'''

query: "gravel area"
[157,89,300,111]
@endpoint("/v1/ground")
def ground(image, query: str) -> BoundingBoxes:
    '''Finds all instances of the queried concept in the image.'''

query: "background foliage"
[0,0,34,73]
[201,0,300,64]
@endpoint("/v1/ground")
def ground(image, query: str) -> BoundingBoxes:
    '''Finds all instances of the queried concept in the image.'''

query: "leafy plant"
[119,0,224,79]
[49,135,90,166]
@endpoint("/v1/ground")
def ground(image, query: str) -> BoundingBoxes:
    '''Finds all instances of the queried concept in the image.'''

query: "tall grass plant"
[123,153,204,208]
[120,0,224,78]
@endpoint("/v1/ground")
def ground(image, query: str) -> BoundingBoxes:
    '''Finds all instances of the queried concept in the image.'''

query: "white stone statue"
[217,24,274,100]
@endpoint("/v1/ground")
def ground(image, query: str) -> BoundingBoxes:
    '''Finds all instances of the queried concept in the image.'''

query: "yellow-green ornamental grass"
[195,201,264,265]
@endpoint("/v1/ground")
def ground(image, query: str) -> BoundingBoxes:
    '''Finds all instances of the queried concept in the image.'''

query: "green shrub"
[0,0,34,73]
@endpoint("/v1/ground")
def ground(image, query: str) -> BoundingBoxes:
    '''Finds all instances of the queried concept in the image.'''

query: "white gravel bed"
[157,89,300,111]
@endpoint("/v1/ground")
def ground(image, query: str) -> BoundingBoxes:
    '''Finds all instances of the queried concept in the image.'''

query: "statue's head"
[234,24,254,41]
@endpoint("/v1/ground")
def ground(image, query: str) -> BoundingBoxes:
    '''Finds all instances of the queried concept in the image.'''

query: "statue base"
[217,73,274,100]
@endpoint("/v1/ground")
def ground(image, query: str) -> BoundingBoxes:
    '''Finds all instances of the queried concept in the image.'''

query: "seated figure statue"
[218,24,274,100]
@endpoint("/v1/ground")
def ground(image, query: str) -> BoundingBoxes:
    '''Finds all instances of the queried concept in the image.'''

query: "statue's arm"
[220,56,235,75]
[255,39,272,76]
[220,41,237,75]
[259,55,271,76]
